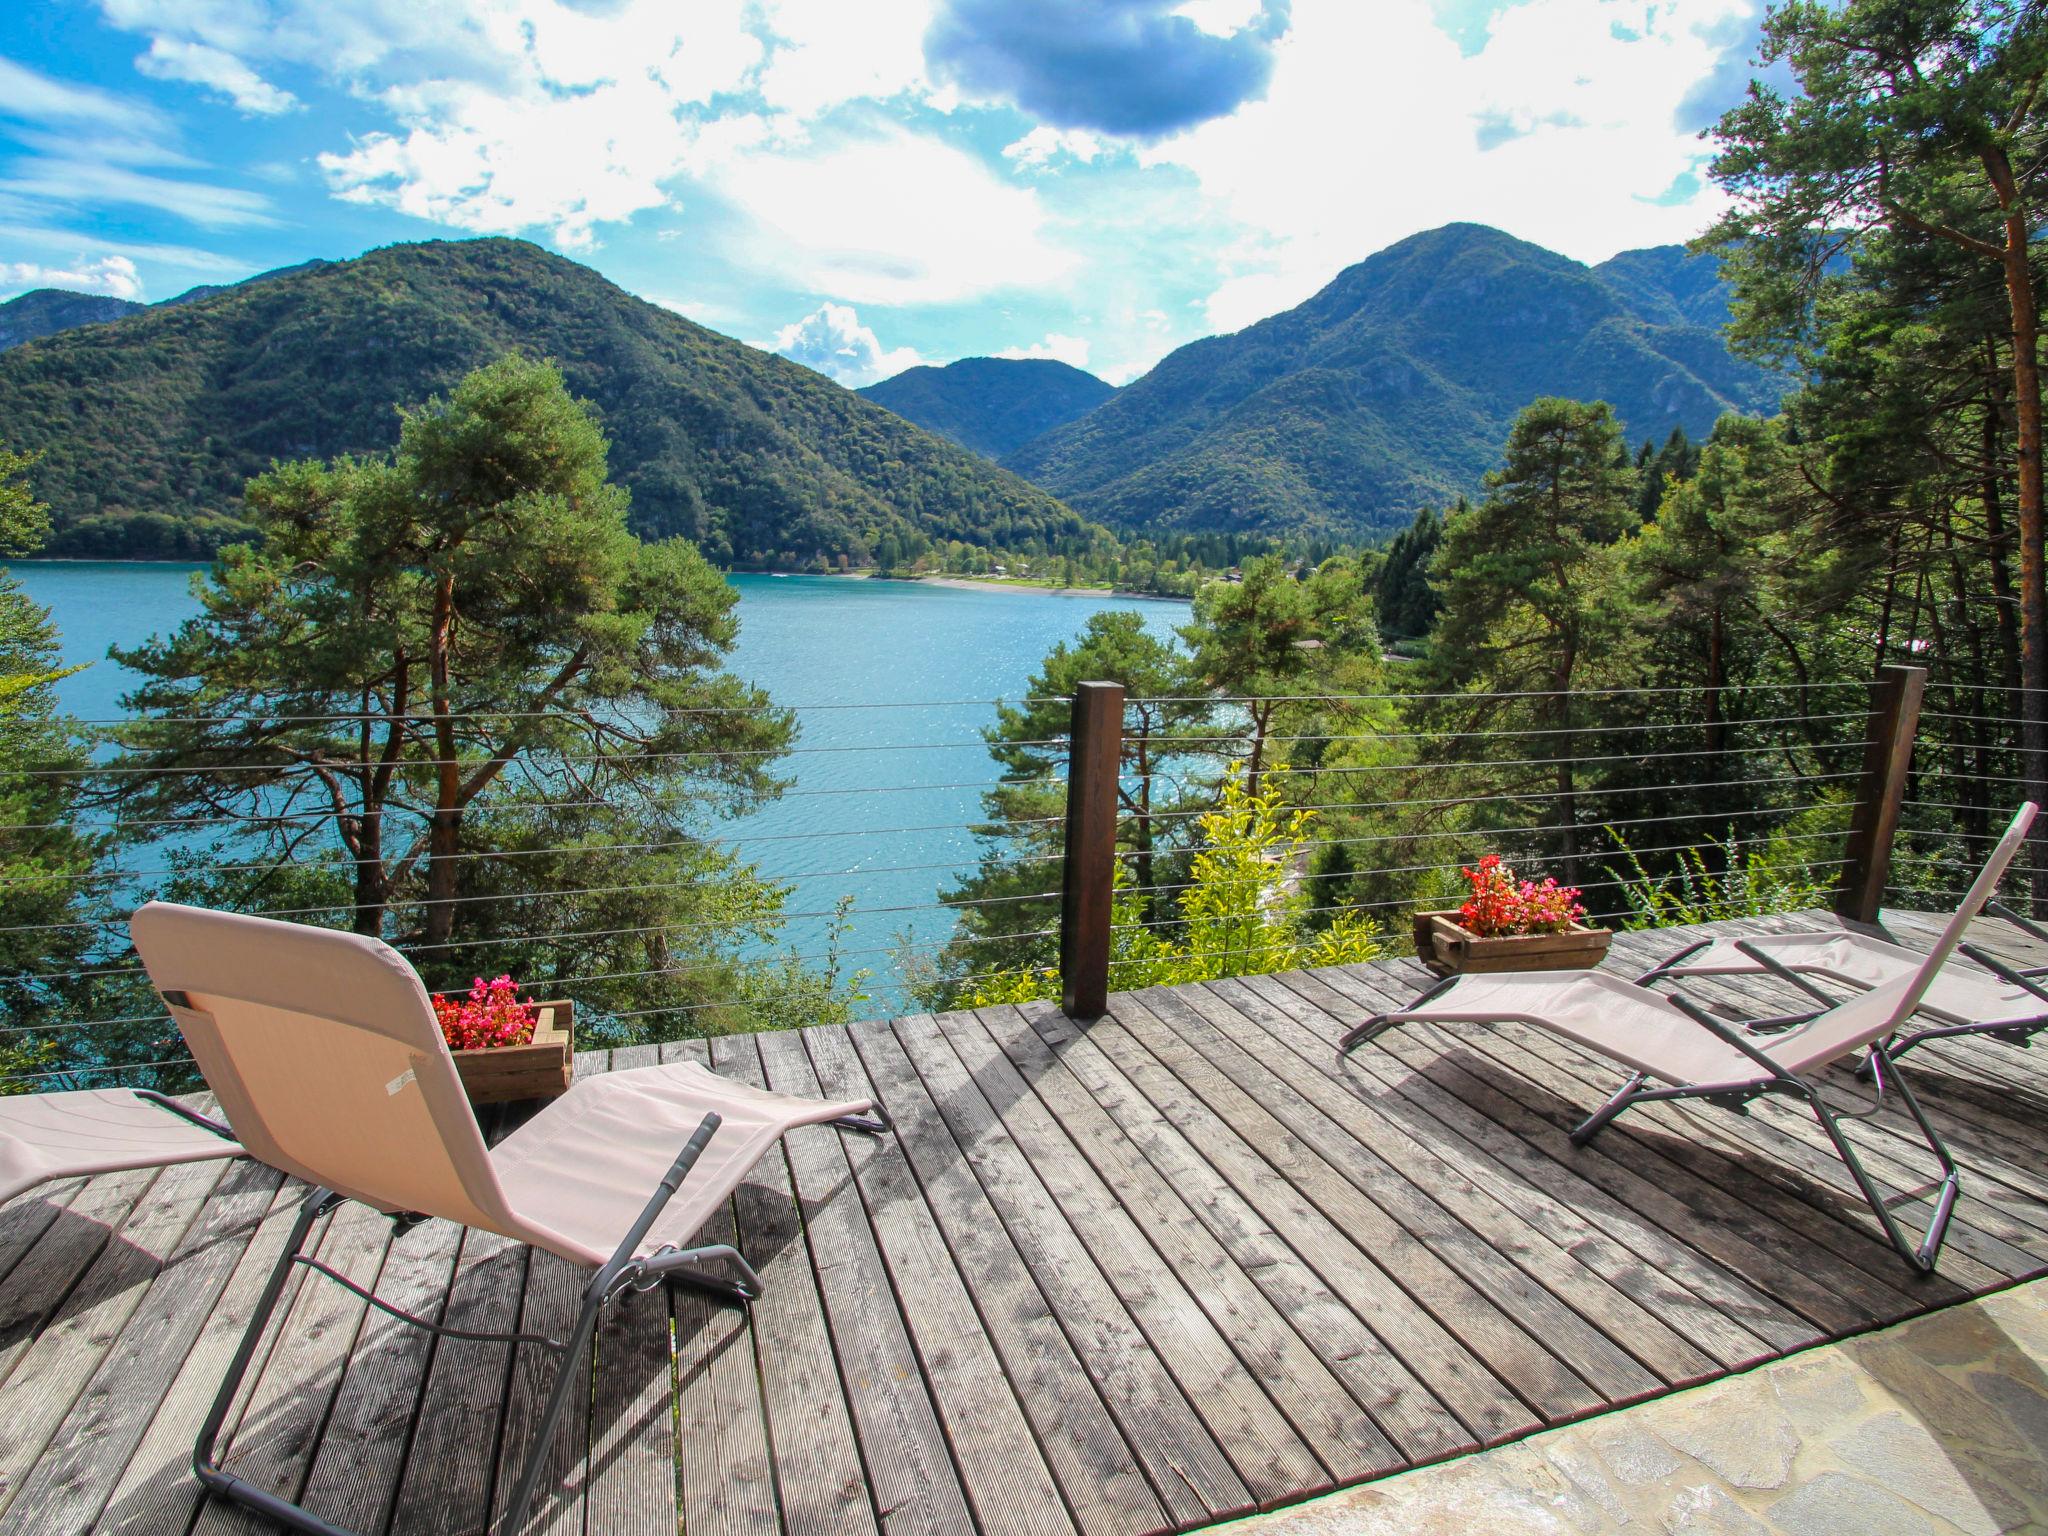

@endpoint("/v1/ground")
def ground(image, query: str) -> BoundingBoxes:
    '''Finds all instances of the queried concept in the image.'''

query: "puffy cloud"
[713,128,1074,305]
[756,0,934,117]
[772,302,923,385]
[1002,126,1105,170]
[997,332,1091,368]
[0,254,146,300]
[1145,0,1760,330]
[320,73,706,250]
[136,38,298,115]
[926,0,1290,135]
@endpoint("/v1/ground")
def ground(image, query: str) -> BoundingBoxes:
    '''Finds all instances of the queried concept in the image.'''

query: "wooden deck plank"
[798,1022,1105,1536]
[294,1213,464,1534]
[965,1002,1403,1486]
[585,1043,681,1536]
[0,1168,157,1399]
[867,1012,1255,1525]
[1008,1000,1475,1469]
[703,1033,872,1536]
[383,1227,529,1536]
[1144,980,1707,1395]
[913,1007,1334,1509]
[487,1057,608,1536]
[669,1036,776,1536]
[189,1197,397,1534]
[0,1160,280,1536]
[755,1027,980,1536]
[91,1178,309,1536]
[1219,971,1800,1367]
[0,1154,229,1517]
[1106,991,1605,1429]
[1050,1000,1533,1449]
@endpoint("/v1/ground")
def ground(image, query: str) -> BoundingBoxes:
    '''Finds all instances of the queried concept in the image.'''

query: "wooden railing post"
[1836,663,1928,924]
[1060,681,1124,1019]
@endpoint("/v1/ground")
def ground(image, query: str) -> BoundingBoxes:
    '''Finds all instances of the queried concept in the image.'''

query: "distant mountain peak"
[859,355,1116,460]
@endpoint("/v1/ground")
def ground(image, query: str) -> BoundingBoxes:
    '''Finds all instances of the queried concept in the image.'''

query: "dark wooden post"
[1060,681,1124,1019]
[1836,663,1928,924]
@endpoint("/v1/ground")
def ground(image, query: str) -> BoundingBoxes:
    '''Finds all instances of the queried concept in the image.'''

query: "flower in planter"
[1457,854,1587,937]
[431,975,539,1052]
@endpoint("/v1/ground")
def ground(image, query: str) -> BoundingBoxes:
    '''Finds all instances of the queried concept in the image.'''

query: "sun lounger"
[128,900,888,1536]
[0,1087,238,1206]
[1639,805,2046,1062]
[1337,803,2038,1275]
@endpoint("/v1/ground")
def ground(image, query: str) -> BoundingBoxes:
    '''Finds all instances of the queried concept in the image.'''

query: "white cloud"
[1003,126,1105,170]
[997,332,1091,368]
[0,57,165,134]
[771,302,923,385]
[1145,0,1754,330]
[0,161,277,229]
[321,71,705,249]
[0,254,146,300]
[715,127,1074,304]
[755,0,935,117]
[136,38,299,115]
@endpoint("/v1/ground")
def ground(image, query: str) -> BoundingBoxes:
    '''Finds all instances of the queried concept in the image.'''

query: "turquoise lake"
[7,562,1183,1008]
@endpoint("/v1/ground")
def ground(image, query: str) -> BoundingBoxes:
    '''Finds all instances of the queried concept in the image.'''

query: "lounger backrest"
[1768,802,2038,1074]
[129,903,514,1230]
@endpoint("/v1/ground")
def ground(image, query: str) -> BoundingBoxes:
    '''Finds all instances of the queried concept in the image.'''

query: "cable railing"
[3,668,2034,1091]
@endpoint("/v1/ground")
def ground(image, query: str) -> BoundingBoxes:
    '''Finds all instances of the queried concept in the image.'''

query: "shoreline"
[10,558,1195,604]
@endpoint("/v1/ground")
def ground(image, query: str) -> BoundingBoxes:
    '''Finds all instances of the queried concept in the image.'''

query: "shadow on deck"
[2,909,2046,1535]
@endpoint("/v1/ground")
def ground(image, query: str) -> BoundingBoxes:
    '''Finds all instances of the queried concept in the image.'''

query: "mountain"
[158,258,333,309]
[1005,223,1787,539]
[858,357,1116,459]
[0,290,146,352]
[0,238,1091,563]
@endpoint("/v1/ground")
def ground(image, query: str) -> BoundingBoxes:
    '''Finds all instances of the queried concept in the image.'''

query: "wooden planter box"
[449,1001,573,1105]
[1412,912,1612,977]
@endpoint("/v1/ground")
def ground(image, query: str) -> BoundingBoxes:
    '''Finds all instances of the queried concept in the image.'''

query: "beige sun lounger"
[128,900,887,1536]
[1640,804,2047,1062]
[0,1087,239,1206]
[1339,803,2039,1276]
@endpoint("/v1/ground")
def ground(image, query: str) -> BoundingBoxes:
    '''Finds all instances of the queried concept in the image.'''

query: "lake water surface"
[8,562,1183,1007]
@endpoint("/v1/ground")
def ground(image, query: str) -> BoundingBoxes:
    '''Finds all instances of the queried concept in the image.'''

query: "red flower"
[1456,857,1586,937]
[431,974,539,1052]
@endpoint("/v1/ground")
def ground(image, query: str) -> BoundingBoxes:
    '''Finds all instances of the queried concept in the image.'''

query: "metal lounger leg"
[1569,1071,1650,1146]
[832,1108,891,1134]
[193,1190,349,1536]
[1338,975,1459,1056]
[495,1269,612,1536]
[1801,1051,1959,1273]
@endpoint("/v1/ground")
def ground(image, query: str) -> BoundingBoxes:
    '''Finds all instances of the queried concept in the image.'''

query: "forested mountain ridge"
[0,238,1093,563]
[0,290,146,352]
[1004,223,1787,538]
[858,357,1116,458]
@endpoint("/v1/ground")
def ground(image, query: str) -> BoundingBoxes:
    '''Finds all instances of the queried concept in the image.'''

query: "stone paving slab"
[1212,1279,2048,1535]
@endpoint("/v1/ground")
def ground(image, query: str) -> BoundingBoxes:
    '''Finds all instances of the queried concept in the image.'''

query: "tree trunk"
[1989,146,2048,912]
[425,572,462,946]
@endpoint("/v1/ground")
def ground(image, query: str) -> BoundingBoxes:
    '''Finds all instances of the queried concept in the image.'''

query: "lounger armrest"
[602,1111,723,1277]
[130,1088,238,1143]
[1987,900,2048,953]
[1666,991,1795,1082]
[1958,941,2048,1004]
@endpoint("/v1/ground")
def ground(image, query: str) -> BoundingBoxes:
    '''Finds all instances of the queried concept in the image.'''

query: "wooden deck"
[3,909,2048,1535]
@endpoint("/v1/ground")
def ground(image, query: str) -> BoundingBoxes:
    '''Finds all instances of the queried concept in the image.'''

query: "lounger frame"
[1339,977,1960,1274]
[192,1105,889,1536]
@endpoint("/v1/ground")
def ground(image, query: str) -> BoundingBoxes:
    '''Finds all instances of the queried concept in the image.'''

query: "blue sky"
[0,0,1771,386]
